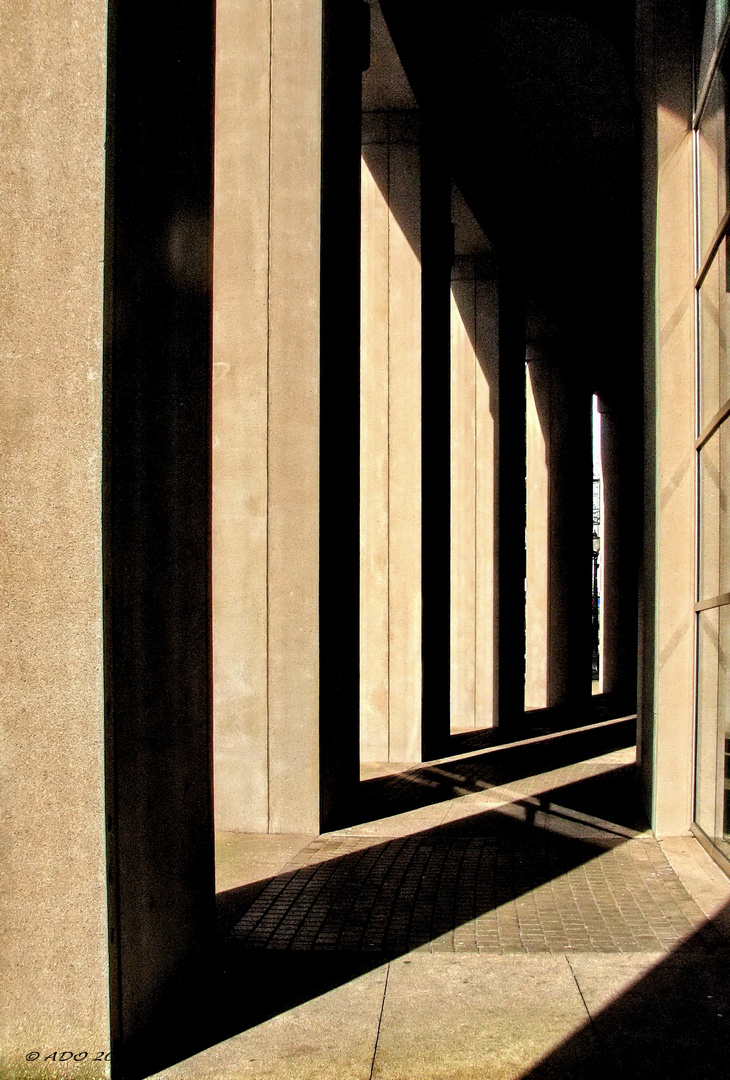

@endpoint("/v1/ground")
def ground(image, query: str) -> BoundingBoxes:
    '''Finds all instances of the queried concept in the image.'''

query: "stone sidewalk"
[154,721,730,1079]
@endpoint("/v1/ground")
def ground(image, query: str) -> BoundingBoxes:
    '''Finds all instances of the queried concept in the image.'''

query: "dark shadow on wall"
[126,719,643,1078]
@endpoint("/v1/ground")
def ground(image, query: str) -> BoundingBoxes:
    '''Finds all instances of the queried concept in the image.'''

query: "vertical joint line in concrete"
[565,954,594,1027]
[265,0,273,833]
[369,961,391,1080]
[386,116,392,763]
[473,274,478,726]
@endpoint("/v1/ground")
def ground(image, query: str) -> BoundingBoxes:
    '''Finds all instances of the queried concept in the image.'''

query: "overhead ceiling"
[378,1,642,387]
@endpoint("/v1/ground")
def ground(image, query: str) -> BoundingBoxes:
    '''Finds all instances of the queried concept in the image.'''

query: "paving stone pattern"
[231,833,715,954]
[231,737,723,955]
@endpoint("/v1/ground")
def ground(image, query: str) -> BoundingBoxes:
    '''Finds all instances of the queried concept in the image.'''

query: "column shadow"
[131,719,665,1078]
[521,905,730,1079]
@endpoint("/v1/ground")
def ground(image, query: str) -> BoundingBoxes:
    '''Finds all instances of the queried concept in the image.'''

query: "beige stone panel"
[0,0,110,1072]
[360,150,391,761]
[475,279,498,727]
[387,140,422,763]
[151,963,388,1080]
[373,955,588,1080]
[653,101,695,836]
[267,0,322,833]
[450,279,477,729]
[213,0,270,834]
[215,832,315,893]
[525,363,550,710]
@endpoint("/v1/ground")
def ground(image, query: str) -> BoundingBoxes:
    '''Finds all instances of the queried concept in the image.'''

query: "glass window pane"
[699,419,730,600]
[698,241,730,430]
[698,1,730,108]
[696,607,720,839]
[718,604,730,847]
[699,430,721,600]
[698,63,729,262]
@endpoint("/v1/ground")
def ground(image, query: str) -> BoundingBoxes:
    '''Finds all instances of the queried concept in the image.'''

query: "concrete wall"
[0,0,111,1074]
[213,0,323,832]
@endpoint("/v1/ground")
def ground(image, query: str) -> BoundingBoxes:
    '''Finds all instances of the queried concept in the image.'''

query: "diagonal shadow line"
[445,698,627,756]
[519,900,730,1080]
[129,725,639,1080]
[213,719,637,948]
[136,740,658,1078]
[346,715,637,826]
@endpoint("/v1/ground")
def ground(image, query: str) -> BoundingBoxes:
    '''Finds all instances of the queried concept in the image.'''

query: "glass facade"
[694,2,730,858]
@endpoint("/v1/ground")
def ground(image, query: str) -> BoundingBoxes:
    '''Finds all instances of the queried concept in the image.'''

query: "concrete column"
[450,254,498,730]
[388,114,423,762]
[360,125,391,761]
[213,0,359,834]
[475,277,500,727]
[213,0,271,833]
[495,266,526,724]
[637,0,696,835]
[525,357,550,710]
[266,0,323,833]
[420,118,453,758]
[450,273,478,727]
[360,110,422,763]
[525,352,593,713]
[0,0,110,1072]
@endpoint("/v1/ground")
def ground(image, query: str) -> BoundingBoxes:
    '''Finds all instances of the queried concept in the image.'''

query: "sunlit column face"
[524,362,549,711]
[359,116,422,764]
[449,186,497,733]
[450,279,478,730]
[474,278,498,728]
[360,150,391,763]
[384,127,422,764]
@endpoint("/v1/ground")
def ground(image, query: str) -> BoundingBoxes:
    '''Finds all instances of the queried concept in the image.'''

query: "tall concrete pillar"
[525,355,550,710]
[0,1,111,1073]
[213,0,363,830]
[450,234,498,729]
[495,264,526,724]
[360,109,422,763]
[420,115,454,757]
[213,0,272,834]
[451,270,478,727]
[104,0,218,1070]
[525,351,593,713]
[637,0,696,834]
[475,276,501,726]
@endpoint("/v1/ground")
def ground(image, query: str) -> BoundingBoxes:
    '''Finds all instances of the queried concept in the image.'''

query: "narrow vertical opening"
[592,393,605,694]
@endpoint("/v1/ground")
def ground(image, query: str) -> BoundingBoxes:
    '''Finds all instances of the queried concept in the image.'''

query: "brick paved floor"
[229,722,729,956]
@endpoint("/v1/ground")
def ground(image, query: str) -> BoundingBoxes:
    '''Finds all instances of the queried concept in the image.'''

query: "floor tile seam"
[358,838,438,950]
[310,844,412,949]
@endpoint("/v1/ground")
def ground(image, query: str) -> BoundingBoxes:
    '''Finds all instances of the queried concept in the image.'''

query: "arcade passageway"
[148,716,730,1079]
[4,1,730,1077]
